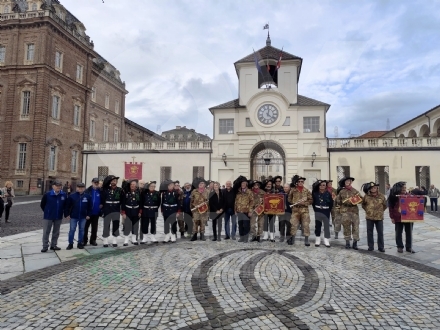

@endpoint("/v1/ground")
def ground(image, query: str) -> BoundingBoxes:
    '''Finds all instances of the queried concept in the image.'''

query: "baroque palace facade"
[0,0,160,195]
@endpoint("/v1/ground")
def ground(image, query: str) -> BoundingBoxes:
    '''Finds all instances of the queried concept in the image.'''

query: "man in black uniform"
[121,180,141,246]
[161,181,181,243]
[140,181,161,243]
[100,175,123,247]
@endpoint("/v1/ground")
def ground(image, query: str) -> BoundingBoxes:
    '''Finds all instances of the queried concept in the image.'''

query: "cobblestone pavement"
[1,206,440,329]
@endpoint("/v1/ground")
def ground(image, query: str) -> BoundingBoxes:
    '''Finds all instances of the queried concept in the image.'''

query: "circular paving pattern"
[1,241,440,329]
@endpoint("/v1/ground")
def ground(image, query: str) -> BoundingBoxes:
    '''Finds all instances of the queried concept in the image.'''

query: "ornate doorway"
[250,141,285,181]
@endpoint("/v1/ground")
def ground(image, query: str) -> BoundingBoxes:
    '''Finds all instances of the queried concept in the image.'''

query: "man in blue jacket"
[40,180,68,252]
[65,183,92,250]
[83,177,102,246]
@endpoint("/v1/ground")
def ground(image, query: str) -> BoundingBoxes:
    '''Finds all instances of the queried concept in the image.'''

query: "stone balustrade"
[84,141,212,151]
[327,137,439,149]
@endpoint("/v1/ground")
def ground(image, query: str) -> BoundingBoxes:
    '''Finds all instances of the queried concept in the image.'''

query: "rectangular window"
[0,45,5,63]
[90,119,95,138]
[17,180,24,188]
[51,95,60,119]
[245,118,253,127]
[336,166,350,182]
[416,166,430,189]
[71,150,78,173]
[105,94,110,109]
[76,64,83,83]
[91,86,96,101]
[55,51,63,70]
[73,105,80,126]
[98,166,109,181]
[49,146,57,171]
[114,128,119,142]
[160,166,172,182]
[17,143,27,170]
[192,166,205,179]
[303,116,320,133]
[103,125,109,141]
[21,91,31,116]
[219,119,234,134]
[115,100,120,114]
[26,44,35,61]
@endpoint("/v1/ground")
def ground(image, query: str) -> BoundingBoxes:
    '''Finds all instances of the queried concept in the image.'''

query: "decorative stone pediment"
[72,95,85,103]
[70,143,82,150]
[16,78,37,87]
[13,134,32,142]
[46,137,62,146]
[49,84,66,94]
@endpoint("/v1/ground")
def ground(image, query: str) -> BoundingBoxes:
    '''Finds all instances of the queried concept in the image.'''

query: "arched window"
[4,5,10,14]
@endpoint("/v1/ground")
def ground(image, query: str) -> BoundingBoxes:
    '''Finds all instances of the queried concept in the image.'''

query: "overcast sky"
[62,0,440,138]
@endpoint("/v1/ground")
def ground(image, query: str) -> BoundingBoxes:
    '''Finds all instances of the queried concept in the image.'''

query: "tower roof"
[234,44,303,79]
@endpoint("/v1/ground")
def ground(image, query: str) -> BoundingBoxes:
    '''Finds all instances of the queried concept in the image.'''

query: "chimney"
[176,126,181,129]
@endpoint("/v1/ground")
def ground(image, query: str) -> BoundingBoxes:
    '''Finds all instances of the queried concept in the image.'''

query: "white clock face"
[257,104,279,125]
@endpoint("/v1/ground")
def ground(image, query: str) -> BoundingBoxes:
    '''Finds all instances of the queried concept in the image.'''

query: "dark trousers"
[264,214,275,232]
[103,213,120,238]
[237,213,250,237]
[279,213,291,237]
[163,212,177,235]
[315,210,331,239]
[211,213,223,238]
[83,215,99,244]
[123,215,140,236]
[430,198,438,211]
[141,216,157,234]
[3,201,12,220]
[0,200,4,218]
[366,219,384,249]
[395,222,413,249]
[224,208,237,238]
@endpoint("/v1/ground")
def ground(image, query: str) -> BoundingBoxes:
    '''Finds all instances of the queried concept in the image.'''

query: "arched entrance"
[250,141,285,181]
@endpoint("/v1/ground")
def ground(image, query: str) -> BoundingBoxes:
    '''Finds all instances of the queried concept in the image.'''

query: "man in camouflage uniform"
[249,180,265,242]
[335,176,361,249]
[234,176,254,243]
[287,175,313,246]
[190,179,209,241]
[361,182,387,252]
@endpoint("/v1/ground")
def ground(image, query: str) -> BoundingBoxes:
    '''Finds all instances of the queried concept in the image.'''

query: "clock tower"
[209,36,331,188]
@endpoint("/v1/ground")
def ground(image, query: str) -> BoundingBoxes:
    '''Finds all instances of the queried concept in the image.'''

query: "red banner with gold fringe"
[124,162,142,180]
[399,195,424,223]
[263,194,285,215]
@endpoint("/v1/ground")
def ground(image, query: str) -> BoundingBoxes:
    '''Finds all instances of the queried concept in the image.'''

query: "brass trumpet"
[290,197,308,208]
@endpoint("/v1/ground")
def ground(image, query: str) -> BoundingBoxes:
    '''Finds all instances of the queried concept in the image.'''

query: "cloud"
[61,0,440,138]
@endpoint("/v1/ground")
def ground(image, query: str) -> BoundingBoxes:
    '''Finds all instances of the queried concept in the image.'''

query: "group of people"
[0,181,15,224]
[39,173,419,254]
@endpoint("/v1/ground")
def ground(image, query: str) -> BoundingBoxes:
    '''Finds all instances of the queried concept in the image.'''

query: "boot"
[103,237,109,247]
[324,237,330,248]
[112,236,118,247]
[171,233,176,243]
[180,232,185,238]
[132,234,138,245]
[141,235,148,244]
[190,233,198,241]
[163,233,170,243]
[335,232,339,239]
[352,240,358,250]
[269,232,275,242]
[151,234,158,243]
[66,244,73,250]
[287,236,294,245]
[200,233,206,241]
[345,240,351,249]
[279,236,284,243]
[212,235,217,241]
[315,236,321,247]
[262,231,269,241]
[256,236,260,242]
[304,236,310,246]
[251,236,258,242]
[124,235,130,246]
